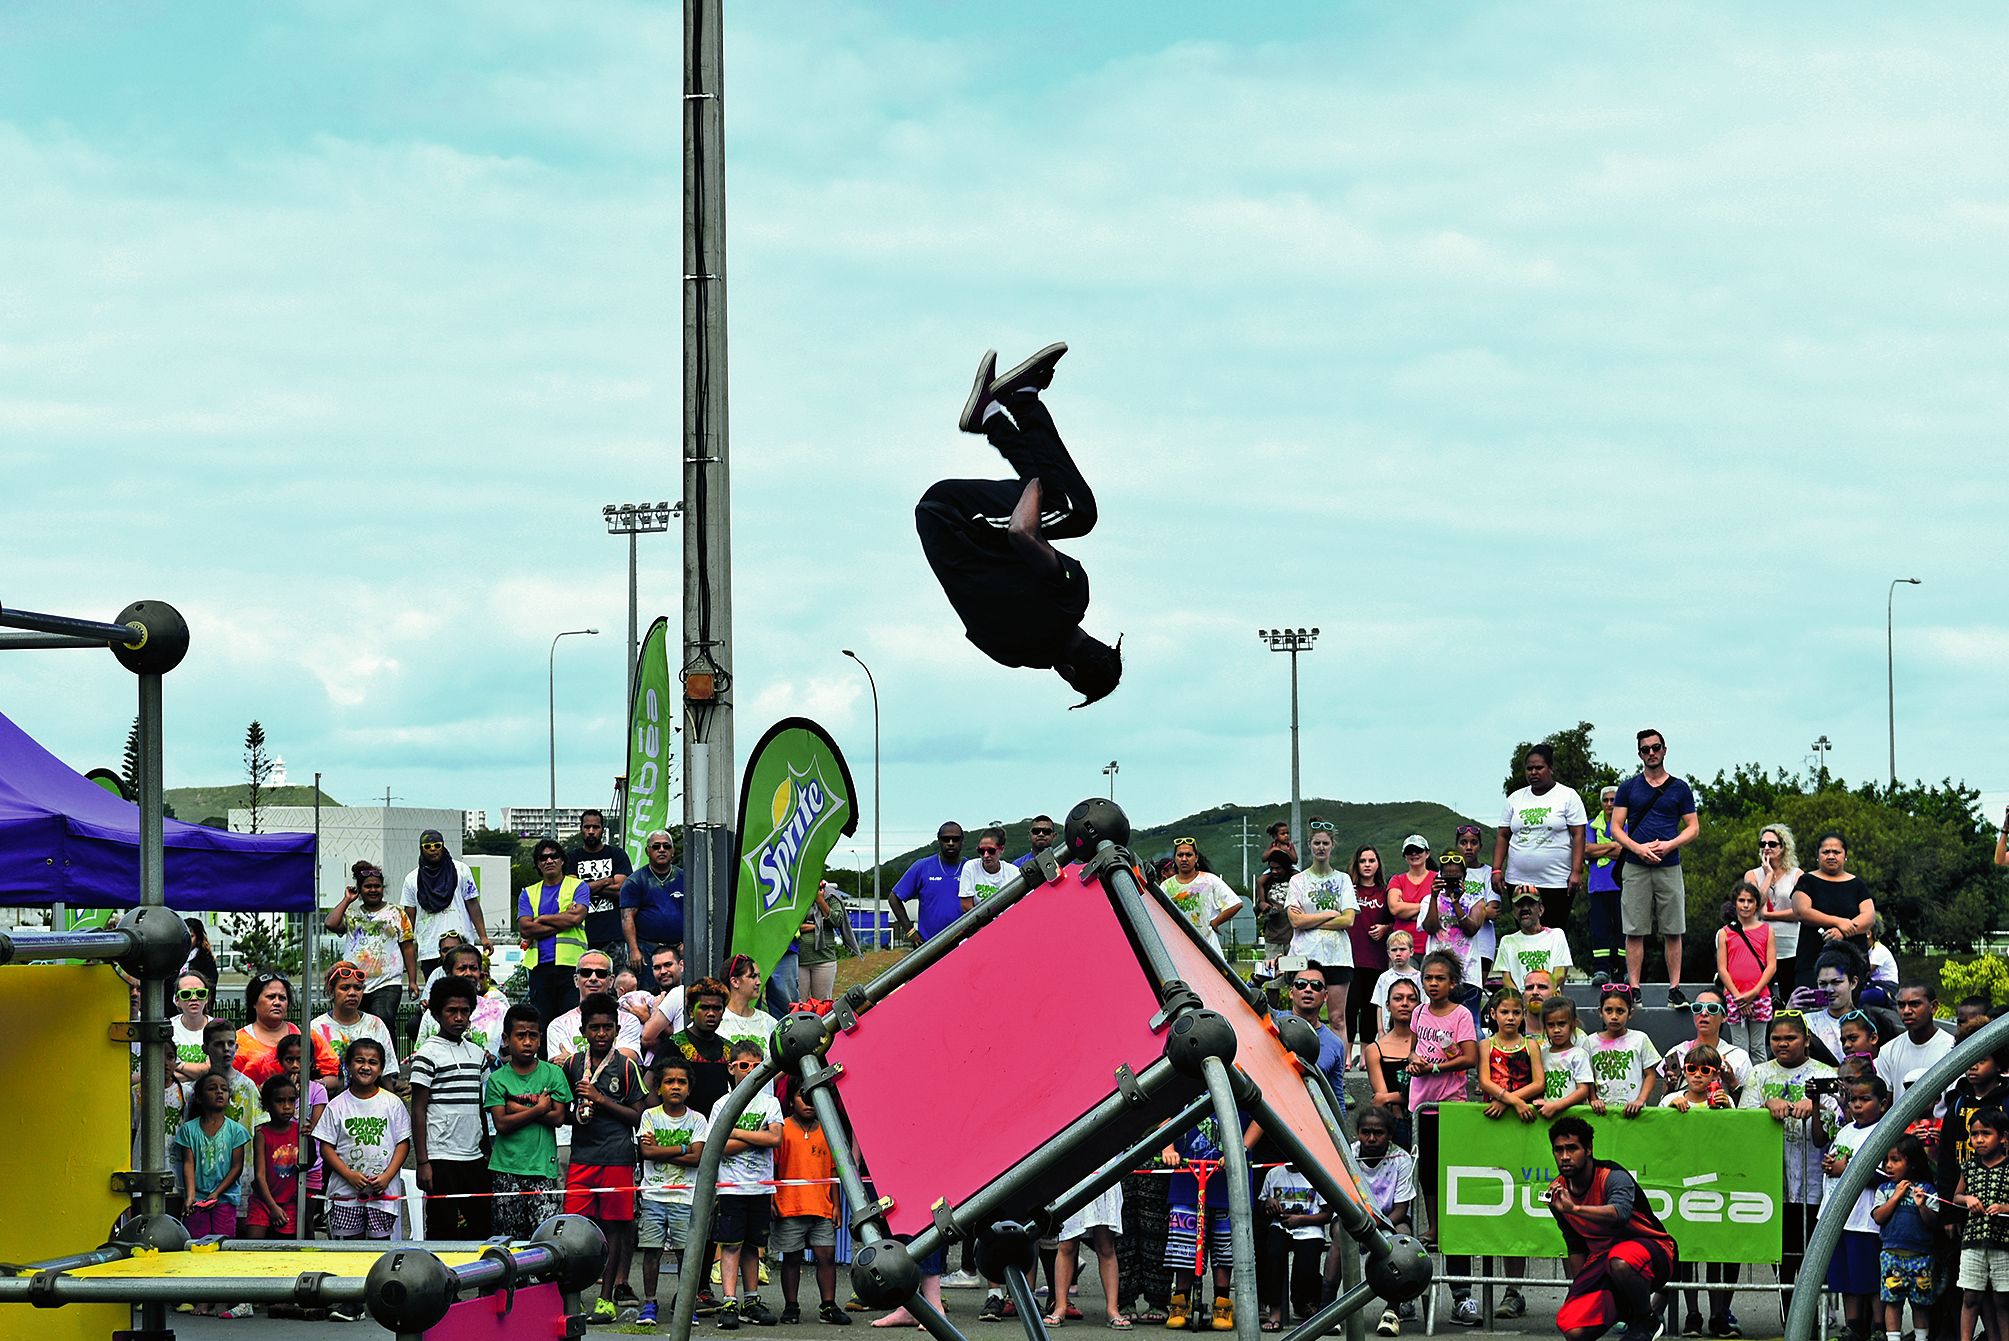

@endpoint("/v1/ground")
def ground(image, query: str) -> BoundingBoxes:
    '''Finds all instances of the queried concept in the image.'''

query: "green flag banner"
[729,718,858,981]
[1437,1104,1783,1263]
[623,616,675,870]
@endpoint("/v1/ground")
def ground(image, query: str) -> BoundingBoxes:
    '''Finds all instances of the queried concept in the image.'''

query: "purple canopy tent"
[0,708,314,912]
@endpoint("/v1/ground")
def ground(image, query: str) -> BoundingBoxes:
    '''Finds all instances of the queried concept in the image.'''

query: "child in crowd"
[1939,1046,2009,1206]
[202,1017,265,1134]
[1366,977,1419,1149]
[313,1036,410,1244]
[637,1057,709,1330]
[1410,949,1480,1327]
[1716,882,1775,1064]
[712,1040,784,1331]
[1475,986,1541,1320]
[313,960,401,1091]
[773,1082,848,1327]
[1879,983,1953,1102]
[1950,1109,2009,1341]
[1368,932,1422,1039]
[1536,998,1593,1117]
[408,976,492,1242]
[1349,1107,1416,1337]
[1663,990,1754,1098]
[1162,1110,1244,1333]
[564,994,646,1326]
[483,1004,573,1240]
[1740,1013,1838,1292]
[1492,890,1573,989]
[1586,986,1661,1117]
[1663,1044,1737,1338]
[175,1071,250,1246]
[275,1033,327,1233]
[1839,1011,1883,1065]
[170,972,215,1082]
[1258,1162,1329,1331]
[1869,1134,1940,1341]
[1957,998,1995,1041]
[1050,1171,1127,1329]
[1822,1077,1892,1341]
[246,1074,303,1239]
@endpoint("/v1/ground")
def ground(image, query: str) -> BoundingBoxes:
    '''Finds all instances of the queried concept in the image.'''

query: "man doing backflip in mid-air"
[915,342,1123,707]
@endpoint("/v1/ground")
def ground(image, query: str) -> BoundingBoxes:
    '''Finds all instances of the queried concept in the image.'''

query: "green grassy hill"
[871,797,1486,895]
[166,784,341,826]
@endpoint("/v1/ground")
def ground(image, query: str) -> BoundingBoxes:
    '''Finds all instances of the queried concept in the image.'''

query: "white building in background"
[234,805,470,920]
[500,805,592,839]
[463,809,490,838]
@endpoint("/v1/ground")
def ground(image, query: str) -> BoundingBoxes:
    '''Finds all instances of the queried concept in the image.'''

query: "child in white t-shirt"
[312,1037,411,1241]
[1536,997,1594,1116]
[1258,1164,1330,1329]
[1584,987,1661,1115]
[1368,931,1423,1037]
[637,1057,710,1327]
[709,1042,784,1326]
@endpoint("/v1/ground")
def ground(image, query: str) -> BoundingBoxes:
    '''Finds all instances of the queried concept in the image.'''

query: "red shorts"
[1557,1240,1672,1334]
[564,1163,637,1222]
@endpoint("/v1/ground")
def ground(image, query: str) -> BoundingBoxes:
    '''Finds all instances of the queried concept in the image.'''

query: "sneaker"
[1376,1308,1401,1336]
[639,1302,661,1327]
[780,1303,801,1325]
[697,1289,722,1316]
[744,1300,780,1327]
[592,1297,619,1325]
[1591,971,1611,988]
[991,342,1068,400]
[943,1269,983,1289]
[821,1301,855,1327]
[221,1303,256,1319]
[718,1300,741,1332]
[1681,1314,1704,1337]
[618,1284,642,1305]
[1211,1297,1234,1332]
[330,1304,364,1323]
[980,1294,1007,1322]
[1449,1298,1481,1327]
[1709,1314,1742,1338]
[1498,1290,1526,1319]
[1666,985,1690,1009]
[958,350,1000,433]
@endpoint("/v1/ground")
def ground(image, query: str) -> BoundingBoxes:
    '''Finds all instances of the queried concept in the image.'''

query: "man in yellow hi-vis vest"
[517,837,591,1028]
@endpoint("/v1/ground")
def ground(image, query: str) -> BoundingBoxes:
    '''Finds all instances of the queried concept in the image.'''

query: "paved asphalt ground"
[171,1267,1812,1339]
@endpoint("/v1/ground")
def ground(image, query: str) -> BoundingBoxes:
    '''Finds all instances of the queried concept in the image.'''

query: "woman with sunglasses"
[1660,988,1752,1099]
[1746,824,1803,1000]
[517,838,593,1029]
[324,860,420,1027]
[1790,832,1873,991]
[399,829,490,978]
[171,972,218,1083]
[235,973,340,1087]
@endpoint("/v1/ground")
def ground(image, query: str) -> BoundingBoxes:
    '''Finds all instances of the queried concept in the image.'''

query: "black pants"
[528,964,573,1033]
[1258,1228,1324,1320]
[428,1157,493,1241]
[1117,1172,1172,1313]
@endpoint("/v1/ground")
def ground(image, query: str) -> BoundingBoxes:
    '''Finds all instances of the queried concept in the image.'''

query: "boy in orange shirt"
[773,1081,847,1326]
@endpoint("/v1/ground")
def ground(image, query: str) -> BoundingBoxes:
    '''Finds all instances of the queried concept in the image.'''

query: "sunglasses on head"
[1838,1009,1874,1028]
[1603,984,1638,999]
[1309,820,1334,833]
[1172,837,1196,850]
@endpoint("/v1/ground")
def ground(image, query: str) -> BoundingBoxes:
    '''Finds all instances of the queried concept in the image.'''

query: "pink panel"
[1140,896,1368,1212]
[827,866,1166,1237]
[432,1281,566,1339]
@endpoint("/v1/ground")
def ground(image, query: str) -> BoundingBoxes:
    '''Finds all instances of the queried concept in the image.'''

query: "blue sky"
[4,2,2005,868]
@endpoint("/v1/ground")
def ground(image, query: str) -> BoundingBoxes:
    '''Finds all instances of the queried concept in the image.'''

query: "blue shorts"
[1878,1249,1939,1307]
[638,1197,692,1251]
[1826,1230,1881,1296]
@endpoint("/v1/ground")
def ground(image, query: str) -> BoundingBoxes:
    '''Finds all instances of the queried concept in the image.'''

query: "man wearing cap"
[1494,888,1577,990]
[400,830,490,977]
[1582,786,1625,985]
[916,343,1123,708]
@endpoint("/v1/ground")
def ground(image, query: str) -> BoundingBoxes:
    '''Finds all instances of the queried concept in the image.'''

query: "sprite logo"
[743,760,848,917]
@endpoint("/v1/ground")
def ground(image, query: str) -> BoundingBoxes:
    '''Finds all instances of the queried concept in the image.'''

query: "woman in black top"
[1790,831,1873,985]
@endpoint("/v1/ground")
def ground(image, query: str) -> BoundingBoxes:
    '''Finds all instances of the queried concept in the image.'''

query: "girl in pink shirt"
[1716,882,1777,1063]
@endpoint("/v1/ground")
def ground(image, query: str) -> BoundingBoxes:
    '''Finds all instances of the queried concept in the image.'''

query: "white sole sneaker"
[958,350,999,433]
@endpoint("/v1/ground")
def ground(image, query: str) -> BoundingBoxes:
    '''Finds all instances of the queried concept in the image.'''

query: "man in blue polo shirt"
[890,822,965,944]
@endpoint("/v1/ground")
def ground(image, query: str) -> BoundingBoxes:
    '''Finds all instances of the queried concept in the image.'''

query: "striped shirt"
[409,1034,489,1161]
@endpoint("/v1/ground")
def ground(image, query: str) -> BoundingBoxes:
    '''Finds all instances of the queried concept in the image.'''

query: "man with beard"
[565,810,633,963]
[1547,1116,1679,1341]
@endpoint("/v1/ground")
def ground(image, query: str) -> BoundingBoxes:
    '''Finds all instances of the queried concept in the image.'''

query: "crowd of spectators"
[128,763,2009,1336]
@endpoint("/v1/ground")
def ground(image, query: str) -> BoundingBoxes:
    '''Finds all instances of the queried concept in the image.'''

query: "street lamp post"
[549,628,600,837]
[841,650,881,917]
[1812,735,1833,777]
[1103,759,1119,799]
[603,503,682,841]
[1259,627,1320,850]
[1887,578,1921,788]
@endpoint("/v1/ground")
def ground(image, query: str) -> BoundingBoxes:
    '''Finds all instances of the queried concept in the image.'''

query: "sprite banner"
[1437,1104,1782,1263]
[623,616,675,869]
[728,718,858,977]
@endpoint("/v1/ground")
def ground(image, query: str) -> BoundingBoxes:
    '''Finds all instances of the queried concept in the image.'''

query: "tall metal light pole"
[1812,735,1833,776]
[1259,627,1320,850]
[604,501,680,849]
[549,628,599,836]
[1887,578,1921,788]
[841,650,880,911]
[1103,759,1120,799]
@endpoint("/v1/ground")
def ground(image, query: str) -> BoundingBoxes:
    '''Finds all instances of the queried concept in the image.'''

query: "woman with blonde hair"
[1747,822,1803,999]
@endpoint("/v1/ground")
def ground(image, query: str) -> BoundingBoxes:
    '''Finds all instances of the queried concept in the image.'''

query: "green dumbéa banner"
[623,617,675,870]
[728,718,857,980]
[1436,1104,1783,1263]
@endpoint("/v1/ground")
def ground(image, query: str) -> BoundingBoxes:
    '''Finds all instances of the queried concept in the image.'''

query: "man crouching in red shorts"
[1548,1115,1680,1341]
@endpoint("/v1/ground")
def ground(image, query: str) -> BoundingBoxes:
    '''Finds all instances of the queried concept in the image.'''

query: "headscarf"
[414,828,458,914]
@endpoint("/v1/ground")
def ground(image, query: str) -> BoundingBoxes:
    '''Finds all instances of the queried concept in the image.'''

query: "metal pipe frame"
[1786,1009,2009,1341]
[1200,1055,1261,1341]
[0,631,107,650]
[669,1055,784,1340]
[835,858,1048,1016]
[135,669,169,1338]
[1002,1263,1052,1341]
[1036,1094,1213,1226]
[0,927,141,965]
[1094,846,1266,1015]
[0,604,146,646]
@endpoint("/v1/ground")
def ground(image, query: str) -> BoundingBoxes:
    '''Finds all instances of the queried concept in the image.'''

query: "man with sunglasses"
[545,950,643,1066]
[1015,815,1060,874]
[889,822,965,946]
[622,829,686,972]
[917,343,1123,709]
[1278,961,1348,1106]
[400,828,490,978]
[565,810,633,962]
[1611,728,1701,1007]
[517,838,592,1029]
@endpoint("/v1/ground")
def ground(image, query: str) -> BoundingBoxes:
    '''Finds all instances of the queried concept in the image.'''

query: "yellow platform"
[66,1248,486,1280]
